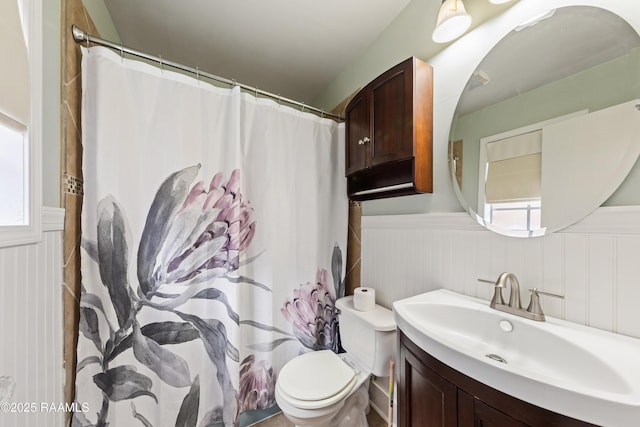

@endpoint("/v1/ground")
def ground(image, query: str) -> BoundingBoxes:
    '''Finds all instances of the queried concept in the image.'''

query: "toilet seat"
[277,350,357,410]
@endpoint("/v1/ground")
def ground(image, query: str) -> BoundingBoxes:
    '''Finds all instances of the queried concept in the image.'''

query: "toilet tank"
[335,296,396,377]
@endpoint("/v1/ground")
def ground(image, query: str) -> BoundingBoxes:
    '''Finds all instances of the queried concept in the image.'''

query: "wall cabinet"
[345,57,433,200]
[398,331,596,427]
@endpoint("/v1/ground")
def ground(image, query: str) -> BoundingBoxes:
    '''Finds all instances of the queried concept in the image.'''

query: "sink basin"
[393,289,640,426]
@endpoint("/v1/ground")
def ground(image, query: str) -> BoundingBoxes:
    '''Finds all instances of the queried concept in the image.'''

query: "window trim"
[0,0,42,248]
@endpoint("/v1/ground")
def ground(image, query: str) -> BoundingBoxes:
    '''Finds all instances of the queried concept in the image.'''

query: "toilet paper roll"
[353,287,376,311]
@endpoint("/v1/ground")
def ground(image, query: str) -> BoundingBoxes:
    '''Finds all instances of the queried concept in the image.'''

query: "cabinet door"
[474,400,530,427]
[458,389,529,427]
[345,91,369,176]
[369,60,414,167]
[399,343,457,427]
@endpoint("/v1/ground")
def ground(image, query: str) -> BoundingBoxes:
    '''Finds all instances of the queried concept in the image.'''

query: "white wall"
[357,2,640,339]
[0,208,65,427]
[82,0,121,43]
[362,207,640,339]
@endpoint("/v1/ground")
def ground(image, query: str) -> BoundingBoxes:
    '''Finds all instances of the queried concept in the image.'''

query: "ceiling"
[104,0,413,105]
[101,3,639,117]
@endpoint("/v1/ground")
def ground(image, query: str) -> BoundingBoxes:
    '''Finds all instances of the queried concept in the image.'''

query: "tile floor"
[252,408,387,427]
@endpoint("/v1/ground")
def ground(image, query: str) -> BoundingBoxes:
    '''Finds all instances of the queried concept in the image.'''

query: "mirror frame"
[429,0,640,236]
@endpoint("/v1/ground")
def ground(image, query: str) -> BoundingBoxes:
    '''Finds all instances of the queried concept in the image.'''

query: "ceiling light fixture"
[488,0,513,4]
[467,69,490,91]
[432,0,473,44]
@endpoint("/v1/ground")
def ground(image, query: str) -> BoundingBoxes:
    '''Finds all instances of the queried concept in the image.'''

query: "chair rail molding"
[43,207,65,232]
[362,206,640,236]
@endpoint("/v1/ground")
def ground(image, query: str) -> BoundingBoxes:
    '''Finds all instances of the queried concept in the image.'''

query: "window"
[486,200,541,232]
[0,0,42,247]
[479,130,542,233]
[0,119,28,226]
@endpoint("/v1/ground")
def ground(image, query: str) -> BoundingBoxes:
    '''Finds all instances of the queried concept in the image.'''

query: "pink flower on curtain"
[281,269,341,353]
[153,169,257,286]
[238,355,276,412]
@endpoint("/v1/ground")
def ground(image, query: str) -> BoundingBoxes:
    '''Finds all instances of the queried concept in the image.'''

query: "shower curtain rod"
[71,25,344,121]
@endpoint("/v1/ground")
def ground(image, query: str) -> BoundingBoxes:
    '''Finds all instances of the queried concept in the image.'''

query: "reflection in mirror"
[481,128,542,234]
[449,6,640,237]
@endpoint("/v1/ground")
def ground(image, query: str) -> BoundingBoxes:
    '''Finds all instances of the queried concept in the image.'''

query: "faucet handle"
[478,278,505,307]
[528,288,564,299]
[478,278,504,287]
[526,288,564,319]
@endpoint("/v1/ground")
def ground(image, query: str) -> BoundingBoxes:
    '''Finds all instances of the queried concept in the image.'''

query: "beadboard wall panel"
[0,208,65,427]
[361,207,640,339]
[616,237,640,338]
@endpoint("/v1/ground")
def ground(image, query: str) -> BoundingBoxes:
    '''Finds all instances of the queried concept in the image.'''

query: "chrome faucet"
[479,273,563,322]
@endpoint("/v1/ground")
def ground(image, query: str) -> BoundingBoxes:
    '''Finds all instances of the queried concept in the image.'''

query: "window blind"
[485,130,542,203]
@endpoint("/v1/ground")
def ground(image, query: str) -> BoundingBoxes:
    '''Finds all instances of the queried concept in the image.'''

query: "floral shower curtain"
[73,47,348,427]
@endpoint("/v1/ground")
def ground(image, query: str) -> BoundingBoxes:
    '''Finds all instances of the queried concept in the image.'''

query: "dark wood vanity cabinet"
[345,57,433,200]
[399,337,457,427]
[398,332,597,427]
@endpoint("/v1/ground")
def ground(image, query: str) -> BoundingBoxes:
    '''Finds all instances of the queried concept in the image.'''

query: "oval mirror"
[448,6,640,237]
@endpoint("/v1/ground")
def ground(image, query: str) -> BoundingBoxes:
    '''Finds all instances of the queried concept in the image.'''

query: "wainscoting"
[0,208,65,426]
[362,206,640,339]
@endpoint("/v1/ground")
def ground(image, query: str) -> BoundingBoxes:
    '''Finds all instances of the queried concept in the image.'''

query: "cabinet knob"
[363,136,370,143]
[358,139,364,145]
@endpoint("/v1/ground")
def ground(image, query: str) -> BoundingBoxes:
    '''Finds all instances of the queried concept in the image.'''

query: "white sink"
[393,289,640,427]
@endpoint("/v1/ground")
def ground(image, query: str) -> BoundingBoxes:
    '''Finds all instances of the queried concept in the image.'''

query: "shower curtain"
[73,47,348,427]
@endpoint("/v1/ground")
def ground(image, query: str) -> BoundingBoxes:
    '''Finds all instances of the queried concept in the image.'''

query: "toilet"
[275,295,396,427]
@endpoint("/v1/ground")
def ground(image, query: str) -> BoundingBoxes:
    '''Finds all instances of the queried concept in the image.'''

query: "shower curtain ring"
[85,32,90,48]
[159,55,163,72]
[255,86,259,98]
[120,44,124,61]
[301,102,306,112]
[196,67,200,82]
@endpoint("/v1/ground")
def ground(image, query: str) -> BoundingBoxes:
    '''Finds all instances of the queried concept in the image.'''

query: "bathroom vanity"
[387,1,640,424]
[393,290,640,427]
[398,331,594,427]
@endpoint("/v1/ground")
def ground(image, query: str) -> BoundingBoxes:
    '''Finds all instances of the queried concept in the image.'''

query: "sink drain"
[485,353,507,364]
